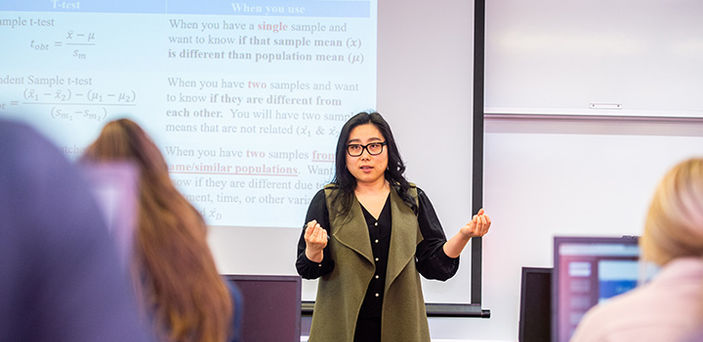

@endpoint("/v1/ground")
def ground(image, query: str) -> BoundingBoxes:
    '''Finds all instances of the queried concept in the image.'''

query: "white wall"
[449,117,703,342]
[403,117,703,342]
[467,0,703,339]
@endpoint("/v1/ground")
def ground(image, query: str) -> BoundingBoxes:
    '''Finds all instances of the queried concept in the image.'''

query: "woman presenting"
[296,112,491,342]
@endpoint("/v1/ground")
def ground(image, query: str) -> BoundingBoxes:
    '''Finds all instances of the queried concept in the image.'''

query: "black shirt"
[295,187,460,317]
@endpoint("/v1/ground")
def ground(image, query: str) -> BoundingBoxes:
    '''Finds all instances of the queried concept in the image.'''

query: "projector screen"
[1,0,476,307]
[0,0,376,227]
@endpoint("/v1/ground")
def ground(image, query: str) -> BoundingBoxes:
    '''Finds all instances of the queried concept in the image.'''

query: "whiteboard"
[484,0,703,118]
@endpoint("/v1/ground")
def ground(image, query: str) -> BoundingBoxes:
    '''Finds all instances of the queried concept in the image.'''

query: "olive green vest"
[308,184,430,342]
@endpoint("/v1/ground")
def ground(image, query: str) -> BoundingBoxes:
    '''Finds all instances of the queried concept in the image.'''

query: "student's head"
[82,118,232,342]
[0,119,152,342]
[332,112,416,211]
[82,118,169,180]
[640,158,703,266]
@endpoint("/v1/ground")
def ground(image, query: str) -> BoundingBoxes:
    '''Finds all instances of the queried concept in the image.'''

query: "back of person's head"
[641,158,703,266]
[82,118,232,342]
[0,119,151,342]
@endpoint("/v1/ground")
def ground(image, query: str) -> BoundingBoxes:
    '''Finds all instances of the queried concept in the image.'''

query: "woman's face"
[345,123,388,186]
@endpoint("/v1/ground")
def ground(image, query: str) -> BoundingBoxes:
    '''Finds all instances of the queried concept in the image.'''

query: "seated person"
[0,119,152,341]
[82,118,240,342]
[572,158,703,341]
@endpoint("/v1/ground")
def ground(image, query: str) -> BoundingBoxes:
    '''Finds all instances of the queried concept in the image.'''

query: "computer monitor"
[552,236,640,342]
[519,267,551,342]
[225,274,301,342]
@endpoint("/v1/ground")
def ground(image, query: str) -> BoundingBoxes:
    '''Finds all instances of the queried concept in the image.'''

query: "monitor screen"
[552,236,640,342]
[225,274,301,342]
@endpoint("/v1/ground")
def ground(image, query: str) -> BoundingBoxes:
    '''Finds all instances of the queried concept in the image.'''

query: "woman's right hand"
[304,220,328,263]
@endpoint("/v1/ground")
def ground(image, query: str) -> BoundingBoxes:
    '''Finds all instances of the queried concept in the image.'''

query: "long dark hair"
[331,112,417,214]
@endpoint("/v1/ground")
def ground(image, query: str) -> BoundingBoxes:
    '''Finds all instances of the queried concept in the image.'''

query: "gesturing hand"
[304,220,328,263]
[459,208,491,238]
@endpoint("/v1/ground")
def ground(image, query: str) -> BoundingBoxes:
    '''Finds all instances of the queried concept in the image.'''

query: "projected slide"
[0,0,377,228]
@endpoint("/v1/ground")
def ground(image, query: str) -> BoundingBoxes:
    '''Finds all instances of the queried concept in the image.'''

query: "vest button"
[375,293,380,297]
[375,275,379,279]
[375,257,379,262]
[374,239,379,243]
[374,222,378,226]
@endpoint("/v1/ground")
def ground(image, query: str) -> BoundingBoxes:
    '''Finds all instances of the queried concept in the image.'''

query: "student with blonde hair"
[572,158,703,341]
[82,118,238,342]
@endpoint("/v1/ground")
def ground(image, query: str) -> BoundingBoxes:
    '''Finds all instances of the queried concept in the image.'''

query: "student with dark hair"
[0,119,152,342]
[296,112,491,342]
[82,118,240,342]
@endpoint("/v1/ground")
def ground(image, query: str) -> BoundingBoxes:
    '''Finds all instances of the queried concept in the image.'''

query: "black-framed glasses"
[346,142,387,157]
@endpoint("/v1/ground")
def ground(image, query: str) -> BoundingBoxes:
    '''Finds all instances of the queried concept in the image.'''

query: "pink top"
[570,258,703,342]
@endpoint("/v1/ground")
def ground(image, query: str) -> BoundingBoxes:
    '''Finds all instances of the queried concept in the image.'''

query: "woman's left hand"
[459,208,491,238]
